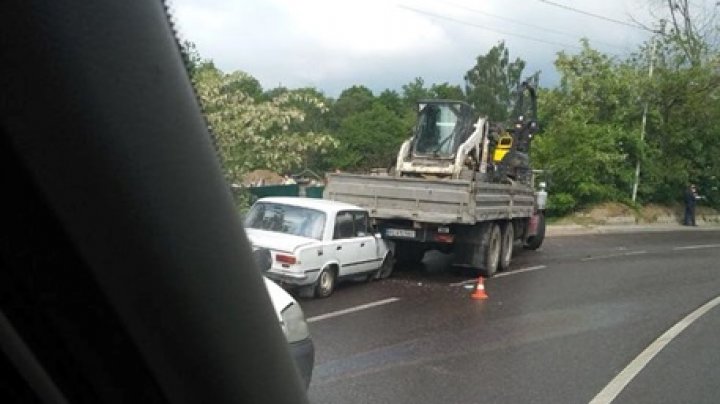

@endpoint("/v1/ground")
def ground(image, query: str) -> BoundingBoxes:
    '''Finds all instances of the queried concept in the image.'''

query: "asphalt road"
[299,229,720,404]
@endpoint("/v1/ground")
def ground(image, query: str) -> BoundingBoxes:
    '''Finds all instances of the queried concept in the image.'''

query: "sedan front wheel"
[374,253,395,280]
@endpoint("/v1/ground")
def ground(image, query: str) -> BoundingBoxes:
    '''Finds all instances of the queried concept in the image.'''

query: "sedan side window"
[353,212,369,237]
[333,212,354,239]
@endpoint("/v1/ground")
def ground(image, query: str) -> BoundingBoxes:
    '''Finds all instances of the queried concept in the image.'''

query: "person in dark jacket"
[684,184,699,226]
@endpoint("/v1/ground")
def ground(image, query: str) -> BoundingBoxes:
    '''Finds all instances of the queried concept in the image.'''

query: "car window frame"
[352,211,370,237]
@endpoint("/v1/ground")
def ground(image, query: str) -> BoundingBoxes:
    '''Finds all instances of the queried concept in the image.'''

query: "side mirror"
[374,232,382,239]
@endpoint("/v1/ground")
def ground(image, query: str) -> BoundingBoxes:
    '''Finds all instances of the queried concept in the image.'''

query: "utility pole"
[631,36,657,203]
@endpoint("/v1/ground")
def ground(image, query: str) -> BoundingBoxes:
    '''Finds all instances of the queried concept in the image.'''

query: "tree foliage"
[328,103,407,171]
[465,41,527,121]
[534,41,644,212]
[184,21,720,215]
[191,64,337,184]
[535,28,720,213]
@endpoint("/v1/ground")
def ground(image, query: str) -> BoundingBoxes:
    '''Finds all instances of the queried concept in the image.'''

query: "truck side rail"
[325,174,535,225]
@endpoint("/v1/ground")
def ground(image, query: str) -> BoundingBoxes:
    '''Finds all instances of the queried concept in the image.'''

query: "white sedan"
[264,277,313,387]
[245,197,394,298]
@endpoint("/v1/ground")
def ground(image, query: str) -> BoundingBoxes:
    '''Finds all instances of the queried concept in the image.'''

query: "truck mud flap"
[452,222,491,269]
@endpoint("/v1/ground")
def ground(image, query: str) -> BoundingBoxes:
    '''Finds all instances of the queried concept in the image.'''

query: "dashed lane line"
[452,242,718,285]
[448,265,548,286]
[448,279,477,287]
[494,265,548,278]
[581,250,647,262]
[306,297,400,323]
[589,294,720,404]
[672,243,720,251]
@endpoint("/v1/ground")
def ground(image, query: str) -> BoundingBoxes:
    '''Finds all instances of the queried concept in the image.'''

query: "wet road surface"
[299,229,720,404]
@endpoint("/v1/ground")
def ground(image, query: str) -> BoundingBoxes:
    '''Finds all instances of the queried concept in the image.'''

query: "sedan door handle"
[360,242,365,247]
[336,246,342,250]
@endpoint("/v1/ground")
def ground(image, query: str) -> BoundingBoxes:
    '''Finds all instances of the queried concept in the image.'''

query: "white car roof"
[255,197,364,214]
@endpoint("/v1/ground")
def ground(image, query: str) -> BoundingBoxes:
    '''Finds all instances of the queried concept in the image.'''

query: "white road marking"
[306,297,400,323]
[581,250,647,262]
[672,243,720,251]
[493,265,548,278]
[448,265,548,285]
[449,279,477,287]
[589,294,720,404]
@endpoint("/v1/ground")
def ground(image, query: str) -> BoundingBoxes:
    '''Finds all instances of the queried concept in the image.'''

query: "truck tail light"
[275,254,297,265]
[434,233,454,243]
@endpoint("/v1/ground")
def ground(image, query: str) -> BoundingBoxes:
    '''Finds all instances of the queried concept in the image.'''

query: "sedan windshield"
[245,202,326,240]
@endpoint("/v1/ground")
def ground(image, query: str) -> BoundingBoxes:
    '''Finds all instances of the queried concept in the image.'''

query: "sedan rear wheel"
[314,266,337,298]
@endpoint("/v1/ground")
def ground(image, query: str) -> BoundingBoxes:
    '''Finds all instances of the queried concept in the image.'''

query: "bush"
[547,193,576,217]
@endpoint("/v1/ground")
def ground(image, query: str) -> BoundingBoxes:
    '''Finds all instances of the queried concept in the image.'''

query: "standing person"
[684,183,699,226]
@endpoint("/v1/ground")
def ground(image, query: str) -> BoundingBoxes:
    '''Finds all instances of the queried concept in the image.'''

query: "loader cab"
[412,101,475,159]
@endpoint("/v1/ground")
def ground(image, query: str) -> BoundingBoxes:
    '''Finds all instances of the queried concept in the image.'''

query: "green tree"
[533,41,644,212]
[191,66,337,184]
[401,77,432,107]
[465,41,526,121]
[377,89,405,117]
[329,85,375,130]
[179,40,203,76]
[328,103,406,171]
[640,41,720,205]
[430,82,465,100]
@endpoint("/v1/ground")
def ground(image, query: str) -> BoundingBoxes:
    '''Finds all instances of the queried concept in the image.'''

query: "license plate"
[386,228,416,238]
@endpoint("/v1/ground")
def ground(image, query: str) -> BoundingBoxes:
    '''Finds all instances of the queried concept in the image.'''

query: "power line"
[537,0,649,31]
[438,0,630,50]
[399,5,581,50]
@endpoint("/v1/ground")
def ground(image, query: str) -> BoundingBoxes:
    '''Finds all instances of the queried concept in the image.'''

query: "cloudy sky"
[172,0,661,97]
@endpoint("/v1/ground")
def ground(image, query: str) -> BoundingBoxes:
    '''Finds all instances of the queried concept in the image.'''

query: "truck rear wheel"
[524,213,546,250]
[452,222,501,277]
[479,223,502,278]
[498,221,514,271]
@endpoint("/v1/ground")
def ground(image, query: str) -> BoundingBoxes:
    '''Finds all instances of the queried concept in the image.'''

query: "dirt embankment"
[553,202,720,225]
[242,169,284,186]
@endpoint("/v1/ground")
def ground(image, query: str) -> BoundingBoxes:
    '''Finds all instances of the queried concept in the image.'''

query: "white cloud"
[268,0,449,56]
[172,0,656,96]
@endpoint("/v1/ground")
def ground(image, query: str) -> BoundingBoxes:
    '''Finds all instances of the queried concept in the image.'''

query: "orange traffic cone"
[471,276,488,300]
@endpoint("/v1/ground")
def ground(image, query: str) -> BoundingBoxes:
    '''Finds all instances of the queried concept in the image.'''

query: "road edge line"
[589,294,720,404]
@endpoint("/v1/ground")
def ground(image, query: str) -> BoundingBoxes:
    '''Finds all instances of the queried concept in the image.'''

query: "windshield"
[413,103,461,157]
[245,202,326,240]
[14,2,720,404]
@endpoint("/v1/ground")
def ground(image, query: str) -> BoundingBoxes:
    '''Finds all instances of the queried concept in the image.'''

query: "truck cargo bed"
[325,173,535,225]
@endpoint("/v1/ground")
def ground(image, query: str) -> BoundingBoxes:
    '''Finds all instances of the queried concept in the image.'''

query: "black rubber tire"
[314,266,337,298]
[395,242,425,264]
[373,252,395,280]
[524,213,546,251]
[498,221,514,271]
[479,223,502,278]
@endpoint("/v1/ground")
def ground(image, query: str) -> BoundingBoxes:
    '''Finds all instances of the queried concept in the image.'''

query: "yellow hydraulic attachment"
[493,133,513,163]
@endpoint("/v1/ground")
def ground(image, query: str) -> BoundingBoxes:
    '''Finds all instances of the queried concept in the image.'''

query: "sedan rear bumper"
[266,268,320,286]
